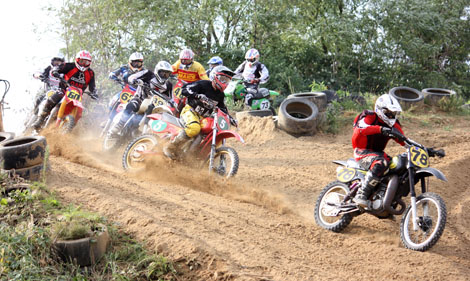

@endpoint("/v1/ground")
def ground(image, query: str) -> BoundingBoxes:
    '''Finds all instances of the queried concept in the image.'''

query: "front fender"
[216,130,245,144]
[416,167,447,182]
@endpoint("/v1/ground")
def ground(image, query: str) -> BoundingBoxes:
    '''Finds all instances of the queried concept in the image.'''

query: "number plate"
[153,96,166,107]
[119,91,133,103]
[217,116,229,130]
[150,120,167,132]
[66,89,81,101]
[410,146,429,168]
[336,167,356,182]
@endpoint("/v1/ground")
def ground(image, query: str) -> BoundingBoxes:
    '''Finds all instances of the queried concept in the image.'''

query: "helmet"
[51,54,65,66]
[245,48,260,64]
[74,50,92,71]
[179,49,194,67]
[207,56,223,68]
[375,94,402,127]
[154,61,173,84]
[128,52,144,71]
[210,65,235,92]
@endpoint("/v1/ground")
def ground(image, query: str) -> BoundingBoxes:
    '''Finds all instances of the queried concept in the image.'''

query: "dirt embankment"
[45,115,470,280]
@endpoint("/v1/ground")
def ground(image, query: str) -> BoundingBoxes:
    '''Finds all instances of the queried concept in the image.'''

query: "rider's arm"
[195,62,209,80]
[171,61,180,75]
[259,64,270,84]
[127,69,149,85]
[392,122,406,146]
[109,66,125,81]
[354,114,382,136]
[41,66,51,81]
[234,62,244,75]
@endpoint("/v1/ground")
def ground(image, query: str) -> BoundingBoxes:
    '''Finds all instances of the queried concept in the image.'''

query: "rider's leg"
[244,83,259,106]
[163,105,200,159]
[354,155,388,208]
[33,91,63,130]
[108,97,141,136]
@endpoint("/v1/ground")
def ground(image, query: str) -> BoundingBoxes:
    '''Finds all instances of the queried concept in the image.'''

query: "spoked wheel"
[314,181,354,232]
[400,192,447,251]
[59,115,75,134]
[205,147,239,178]
[122,134,158,171]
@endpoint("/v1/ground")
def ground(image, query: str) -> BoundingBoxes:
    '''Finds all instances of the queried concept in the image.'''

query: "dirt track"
[45,114,470,280]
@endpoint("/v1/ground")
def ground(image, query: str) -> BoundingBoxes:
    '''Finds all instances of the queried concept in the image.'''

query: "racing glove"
[88,91,99,100]
[229,115,238,127]
[381,127,405,141]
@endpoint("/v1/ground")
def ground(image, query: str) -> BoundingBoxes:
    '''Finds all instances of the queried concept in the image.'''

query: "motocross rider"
[32,55,65,114]
[107,61,175,137]
[172,48,209,83]
[351,94,406,208]
[206,56,223,77]
[33,50,98,130]
[234,48,269,107]
[109,52,144,84]
[163,65,238,159]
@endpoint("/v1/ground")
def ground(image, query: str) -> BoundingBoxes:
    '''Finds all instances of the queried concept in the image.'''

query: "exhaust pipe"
[382,175,406,215]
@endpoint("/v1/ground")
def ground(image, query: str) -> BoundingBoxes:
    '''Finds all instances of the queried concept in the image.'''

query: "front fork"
[408,168,428,231]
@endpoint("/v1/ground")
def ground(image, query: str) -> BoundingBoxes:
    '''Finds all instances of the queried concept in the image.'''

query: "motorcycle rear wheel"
[400,192,446,251]
[314,181,353,232]
[204,147,239,178]
[122,134,158,171]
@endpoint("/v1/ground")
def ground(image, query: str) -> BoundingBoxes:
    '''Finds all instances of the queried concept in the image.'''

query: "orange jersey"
[172,60,209,83]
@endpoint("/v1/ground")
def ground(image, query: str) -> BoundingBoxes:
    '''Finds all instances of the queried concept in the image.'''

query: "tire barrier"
[0,136,47,181]
[287,92,328,112]
[422,88,456,106]
[278,97,319,136]
[0,132,15,145]
[389,86,424,109]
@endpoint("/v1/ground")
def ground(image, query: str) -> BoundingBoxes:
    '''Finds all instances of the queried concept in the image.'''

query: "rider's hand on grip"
[229,115,238,127]
[52,71,61,78]
[381,126,405,141]
[135,79,145,87]
[428,148,445,158]
[88,91,99,100]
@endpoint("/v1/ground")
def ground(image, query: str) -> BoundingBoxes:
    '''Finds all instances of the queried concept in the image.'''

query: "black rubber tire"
[389,87,424,109]
[422,88,456,106]
[122,134,159,171]
[322,90,338,103]
[204,146,239,178]
[235,109,273,120]
[0,132,15,145]
[287,92,328,111]
[2,163,44,181]
[60,115,76,134]
[400,192,447,252]
[0,136,47,170]
[278,97,319,136]
[314,181,353,232]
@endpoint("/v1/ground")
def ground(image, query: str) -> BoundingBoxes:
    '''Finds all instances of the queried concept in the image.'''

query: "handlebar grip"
[435,149,445,157]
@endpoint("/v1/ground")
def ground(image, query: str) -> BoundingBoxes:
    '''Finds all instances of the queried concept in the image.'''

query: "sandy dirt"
[43,113,470,280]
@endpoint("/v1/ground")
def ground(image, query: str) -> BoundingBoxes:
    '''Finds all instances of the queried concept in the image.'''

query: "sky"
[0,0,64,134]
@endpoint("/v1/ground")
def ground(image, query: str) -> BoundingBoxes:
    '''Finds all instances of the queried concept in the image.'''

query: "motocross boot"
[163,130,190,160]
[32,99,55,130]
[107,117,127,138]
[353,171,380,209]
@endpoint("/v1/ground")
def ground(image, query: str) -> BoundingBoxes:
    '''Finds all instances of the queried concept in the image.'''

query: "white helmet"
[128,52,144,71]
[154,61,173,84]
[375,94,402,127]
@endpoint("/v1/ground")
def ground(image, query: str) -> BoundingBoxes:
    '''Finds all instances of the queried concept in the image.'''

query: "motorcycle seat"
[161,112,183,128]
[346,158,363,169]
[259,88,270,98]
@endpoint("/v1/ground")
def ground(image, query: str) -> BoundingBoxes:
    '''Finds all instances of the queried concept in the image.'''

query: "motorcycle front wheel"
[122,134,158,171]
[59,115,75,134]
[314,181,353,232]
[400,192,447,251]
[204,146,239,178]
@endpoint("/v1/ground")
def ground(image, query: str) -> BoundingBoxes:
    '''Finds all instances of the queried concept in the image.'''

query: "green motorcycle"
[224,77,279,114]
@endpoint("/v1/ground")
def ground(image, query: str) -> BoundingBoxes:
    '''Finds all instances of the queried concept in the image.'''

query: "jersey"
[352,110,405,159]
[53,63,95,93]
[40,65,61,89]
[172,60,209,83]
[181,80,228,117]
[128,69,173,100]
[234,61,269,84]
[109,64,138,84]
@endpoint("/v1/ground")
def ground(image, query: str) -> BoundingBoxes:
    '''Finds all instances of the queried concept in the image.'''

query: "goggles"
[216,74,231,84]
[383,109,399,119]
[52,59,63,66]
[246,58,256,63]
[78,59,91,67]
[181,59,192,65]
[131,60,143,68]
[158,70,172,79]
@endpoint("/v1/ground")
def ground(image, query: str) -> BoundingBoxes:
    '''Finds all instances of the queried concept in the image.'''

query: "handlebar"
[404,138,445,158]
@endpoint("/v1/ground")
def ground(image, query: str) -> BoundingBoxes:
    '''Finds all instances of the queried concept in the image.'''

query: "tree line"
[53,0,470,98]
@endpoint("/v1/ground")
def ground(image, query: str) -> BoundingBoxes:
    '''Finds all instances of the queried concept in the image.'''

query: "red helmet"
[75,50,92,71]
[179,49,194,66]
[210,65,235,92]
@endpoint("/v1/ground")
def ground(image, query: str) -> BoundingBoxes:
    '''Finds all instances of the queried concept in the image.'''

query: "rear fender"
[415,167,447,182]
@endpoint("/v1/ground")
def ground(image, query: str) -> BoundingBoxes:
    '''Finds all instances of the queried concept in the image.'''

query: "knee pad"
[370,159,388,176]
[184,122,201,138]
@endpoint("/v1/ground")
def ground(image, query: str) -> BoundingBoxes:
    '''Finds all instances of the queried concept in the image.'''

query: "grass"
[0,176,178,281]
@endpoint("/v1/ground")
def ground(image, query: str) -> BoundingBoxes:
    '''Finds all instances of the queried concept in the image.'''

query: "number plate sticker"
[66,89,81,101]
[410,146,429,168]
[336,167,356,182]
[153,96,165,107]
[217,116,229,130]
[151,120,167,132]
[119,91,133,103]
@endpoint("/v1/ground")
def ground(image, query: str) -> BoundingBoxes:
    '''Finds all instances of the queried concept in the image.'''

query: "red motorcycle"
[122,102,244,178]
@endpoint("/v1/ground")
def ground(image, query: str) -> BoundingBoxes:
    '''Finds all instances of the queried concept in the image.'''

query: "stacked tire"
[0,135,48,181]
[389,87,424,109]
[421,88,456,106]
[286,92,328,130]
[278,97,320,136]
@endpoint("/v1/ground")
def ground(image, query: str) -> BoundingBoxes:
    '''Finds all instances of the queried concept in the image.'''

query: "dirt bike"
[224,75,279,114]
[24,73,58,130]
[171,78,188,117]
[99,79,136,138]
[314,134,447,251]
[122,100,244,178]
[102,83,177,151]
